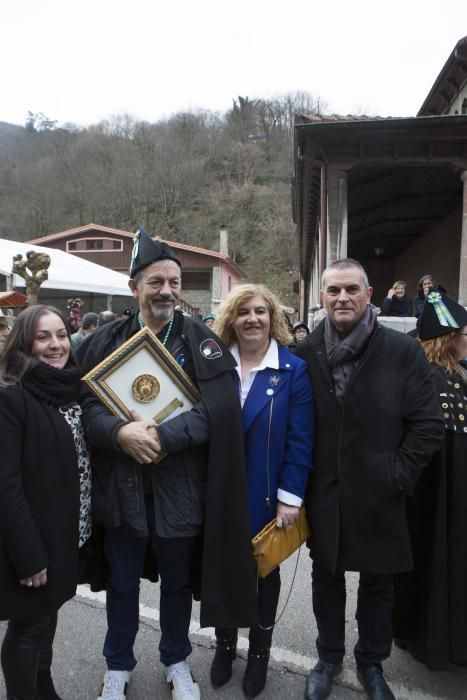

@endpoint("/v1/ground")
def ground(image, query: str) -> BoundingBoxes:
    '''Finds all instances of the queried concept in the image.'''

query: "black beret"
[129,227,181,278]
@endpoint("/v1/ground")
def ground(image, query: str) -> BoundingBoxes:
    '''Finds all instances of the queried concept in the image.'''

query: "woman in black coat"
[393,291,467,669]
[0,305,91,700]
[380,280,413,317]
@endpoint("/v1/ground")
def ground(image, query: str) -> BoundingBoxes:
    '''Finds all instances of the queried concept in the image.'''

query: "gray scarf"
[324,304,377,403]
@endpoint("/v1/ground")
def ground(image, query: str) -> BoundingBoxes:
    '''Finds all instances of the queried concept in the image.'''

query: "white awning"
[0,238,132,297]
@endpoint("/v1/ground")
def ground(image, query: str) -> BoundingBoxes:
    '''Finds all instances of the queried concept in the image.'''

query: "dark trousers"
[216,567,281,647]
[312,560,394,669]
[103,498,199,670]
[1,612,57,700]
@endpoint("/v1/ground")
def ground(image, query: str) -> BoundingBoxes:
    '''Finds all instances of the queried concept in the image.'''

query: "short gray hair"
[321,258,370,289]
[133,259,182,288]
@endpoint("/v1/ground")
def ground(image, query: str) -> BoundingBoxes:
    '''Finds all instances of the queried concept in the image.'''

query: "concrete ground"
[1,554,466,699]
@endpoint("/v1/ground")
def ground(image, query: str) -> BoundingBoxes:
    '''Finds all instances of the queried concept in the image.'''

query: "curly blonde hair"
[214,284,292,347]
[420,331,467,379]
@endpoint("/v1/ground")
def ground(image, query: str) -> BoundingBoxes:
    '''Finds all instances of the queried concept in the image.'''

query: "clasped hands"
[116,409,161,464]
[275,502,300,529]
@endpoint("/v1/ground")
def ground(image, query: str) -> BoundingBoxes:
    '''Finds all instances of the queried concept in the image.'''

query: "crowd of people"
[0,231,466,700]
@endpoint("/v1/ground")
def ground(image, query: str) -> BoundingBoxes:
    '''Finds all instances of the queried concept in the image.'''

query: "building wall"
[182,289,212,316]
[394,207,462,299]
[448,83,467,115]
[357,258,395,309]
[37,234,132,273]
[331,206,462,308]
[219,261,242,298]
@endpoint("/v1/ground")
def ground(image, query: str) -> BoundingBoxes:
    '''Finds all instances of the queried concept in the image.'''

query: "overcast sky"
[1,0,466,128]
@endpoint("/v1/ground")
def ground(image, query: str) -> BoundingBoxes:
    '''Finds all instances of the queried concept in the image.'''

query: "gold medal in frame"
[82,326,200,429]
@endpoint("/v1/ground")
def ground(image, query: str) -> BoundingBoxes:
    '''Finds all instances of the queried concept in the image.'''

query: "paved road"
[1,551,466,699]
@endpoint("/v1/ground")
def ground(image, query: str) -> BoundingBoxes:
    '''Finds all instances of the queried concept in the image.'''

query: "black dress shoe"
[357,666,395,700]
[304,660,342,700]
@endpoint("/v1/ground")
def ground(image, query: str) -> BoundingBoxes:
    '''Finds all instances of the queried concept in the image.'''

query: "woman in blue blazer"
[211,284,314,698]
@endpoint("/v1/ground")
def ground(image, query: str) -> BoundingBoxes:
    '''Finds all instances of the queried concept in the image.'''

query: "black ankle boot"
[36,670,62,700]
[210,628,238,688]
[242,624,274,698]
[242,646,270,698]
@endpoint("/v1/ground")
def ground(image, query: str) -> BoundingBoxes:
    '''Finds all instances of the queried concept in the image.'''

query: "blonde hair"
[214,284,292,347]
[420,331,467,379]
[393,280,406,289]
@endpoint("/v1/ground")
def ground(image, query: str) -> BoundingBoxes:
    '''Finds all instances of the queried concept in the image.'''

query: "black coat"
[380,295,413,317]
[0,386,80,619]
[77,312,258,629]
[393,367,467,669]
[296,322,445,575]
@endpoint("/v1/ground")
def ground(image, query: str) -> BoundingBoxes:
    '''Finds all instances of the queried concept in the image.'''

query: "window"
[182,270,211,290]
[66,238,123,253]
[87,239,103,250]
[462,98,467,116]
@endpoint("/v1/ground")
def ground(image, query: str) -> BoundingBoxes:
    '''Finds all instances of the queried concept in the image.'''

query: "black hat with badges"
[129,227,181,278]
[419,290,467,340]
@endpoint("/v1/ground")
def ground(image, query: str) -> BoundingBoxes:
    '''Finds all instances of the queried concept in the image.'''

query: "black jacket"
[393,366,467,669]
[380,295,413,317]
[296,321,445,575]
[0,386,80,619]
[77,312,258,628]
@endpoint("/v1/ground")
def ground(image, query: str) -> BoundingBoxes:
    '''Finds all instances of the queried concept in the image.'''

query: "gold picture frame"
[82,326,200,427]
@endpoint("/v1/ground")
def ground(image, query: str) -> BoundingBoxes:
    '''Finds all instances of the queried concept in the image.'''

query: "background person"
[77,228,257,700]
[290,321,310,350]
[414,274,446,318]
[211,284,314,698]
[393,291,467,669]
[70,311,98,351]
[97,310,116,326]
[380,281,413,317]
[296,259,444,700]
[0,305,91,700]
[0,311,12,353]
[202,314,215,329]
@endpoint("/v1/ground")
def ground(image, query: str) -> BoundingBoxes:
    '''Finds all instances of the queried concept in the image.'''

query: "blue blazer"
[235,345,314,536]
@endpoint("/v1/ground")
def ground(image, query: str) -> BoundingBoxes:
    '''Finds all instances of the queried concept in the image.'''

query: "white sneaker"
[97,670,131,700]
[167,661,201,700]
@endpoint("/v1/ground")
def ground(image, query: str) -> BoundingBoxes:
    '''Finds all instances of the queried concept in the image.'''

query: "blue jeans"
[103,498,199,670]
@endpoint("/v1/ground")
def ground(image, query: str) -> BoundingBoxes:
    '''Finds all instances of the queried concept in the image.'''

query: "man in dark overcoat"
[77,228,258,700]
[296,258,444,700]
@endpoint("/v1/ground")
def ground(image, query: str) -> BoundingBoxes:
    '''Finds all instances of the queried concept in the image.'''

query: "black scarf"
[21,361,82,407]
[324,304,377,403]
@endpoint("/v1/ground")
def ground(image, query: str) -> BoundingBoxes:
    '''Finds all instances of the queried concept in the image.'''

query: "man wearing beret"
[77,228,257,700]
[296,258,444,700]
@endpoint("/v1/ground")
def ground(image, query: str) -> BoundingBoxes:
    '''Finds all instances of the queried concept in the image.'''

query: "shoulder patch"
[199,338,223,360]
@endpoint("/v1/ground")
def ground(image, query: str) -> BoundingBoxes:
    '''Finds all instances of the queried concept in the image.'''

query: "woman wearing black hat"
[393,291,467,670]
[289,321,309,352]
[0,305,91,699]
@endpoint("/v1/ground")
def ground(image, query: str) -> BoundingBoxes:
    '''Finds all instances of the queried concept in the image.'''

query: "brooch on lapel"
[268,375,281,387]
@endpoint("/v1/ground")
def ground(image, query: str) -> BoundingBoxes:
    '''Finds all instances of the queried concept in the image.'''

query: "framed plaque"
[82,326,200,427]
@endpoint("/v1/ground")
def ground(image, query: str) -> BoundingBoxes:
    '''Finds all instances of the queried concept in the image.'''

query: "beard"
[149,300,175,325]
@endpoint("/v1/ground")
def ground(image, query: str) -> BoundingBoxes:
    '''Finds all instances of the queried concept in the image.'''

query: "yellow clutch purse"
[251,507,311,578]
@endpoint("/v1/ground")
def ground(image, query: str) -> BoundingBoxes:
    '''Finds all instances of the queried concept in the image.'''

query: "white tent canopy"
[0,238,132,297]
